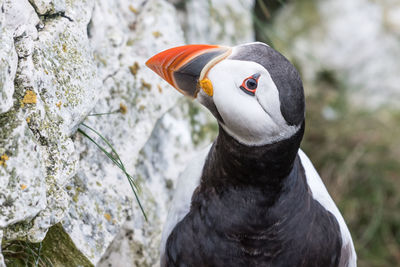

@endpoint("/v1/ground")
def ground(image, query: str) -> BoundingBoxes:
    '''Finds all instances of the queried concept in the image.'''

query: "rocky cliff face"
[0,0,254,266]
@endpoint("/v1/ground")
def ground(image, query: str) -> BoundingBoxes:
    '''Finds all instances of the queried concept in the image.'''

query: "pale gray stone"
[61,0,186,264]
[2,0,40,33]
[28,0,66,15]
[0,0,17,114]
[1,0,97,244]
[0,119,46,229]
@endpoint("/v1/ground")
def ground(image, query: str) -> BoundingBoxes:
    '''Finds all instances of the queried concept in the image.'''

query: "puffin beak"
[146,44,231,98]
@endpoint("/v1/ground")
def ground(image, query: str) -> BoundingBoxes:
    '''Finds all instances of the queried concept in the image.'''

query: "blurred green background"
[253,0,400,266]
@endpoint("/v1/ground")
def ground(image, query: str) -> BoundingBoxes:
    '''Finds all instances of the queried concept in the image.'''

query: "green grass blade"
[80,123,139,192]
[88,111,120,116]
[77,125,147,220]
[34,242,42,267]
[79,123,140,192]
[80,123,124,165]
[256,0,271,19]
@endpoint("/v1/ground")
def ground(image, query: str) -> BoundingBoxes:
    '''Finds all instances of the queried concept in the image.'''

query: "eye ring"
[240,73,260,96]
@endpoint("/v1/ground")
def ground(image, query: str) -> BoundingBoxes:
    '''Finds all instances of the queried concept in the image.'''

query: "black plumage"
[163,124,342,267]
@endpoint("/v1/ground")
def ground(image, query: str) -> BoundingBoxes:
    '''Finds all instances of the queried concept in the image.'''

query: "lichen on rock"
[21,90,37,104]
[0,113,46,230]
[1,0,96,246]
[0,0,17,114]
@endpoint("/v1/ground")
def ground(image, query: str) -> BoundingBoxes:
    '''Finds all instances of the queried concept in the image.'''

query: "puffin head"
[146,42,304,146]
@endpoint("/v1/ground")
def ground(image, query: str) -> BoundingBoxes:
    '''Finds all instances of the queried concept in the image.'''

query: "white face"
[203,58,300,146]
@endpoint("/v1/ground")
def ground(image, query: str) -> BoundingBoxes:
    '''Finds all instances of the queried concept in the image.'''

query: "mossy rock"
[3,223,93,267]
[40,223,93,267]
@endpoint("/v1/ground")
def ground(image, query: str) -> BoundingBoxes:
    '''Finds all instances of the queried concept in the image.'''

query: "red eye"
[240,73,260,96]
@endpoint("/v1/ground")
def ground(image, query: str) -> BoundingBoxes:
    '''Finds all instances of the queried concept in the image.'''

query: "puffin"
[146,42,357,267]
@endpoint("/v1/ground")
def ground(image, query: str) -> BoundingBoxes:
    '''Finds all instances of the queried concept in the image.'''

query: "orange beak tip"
[145,58,152,68]
[144,44,231,97]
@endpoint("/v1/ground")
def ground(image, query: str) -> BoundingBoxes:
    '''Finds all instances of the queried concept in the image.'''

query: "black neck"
[164,121,343,266]
[201,121,305,188]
